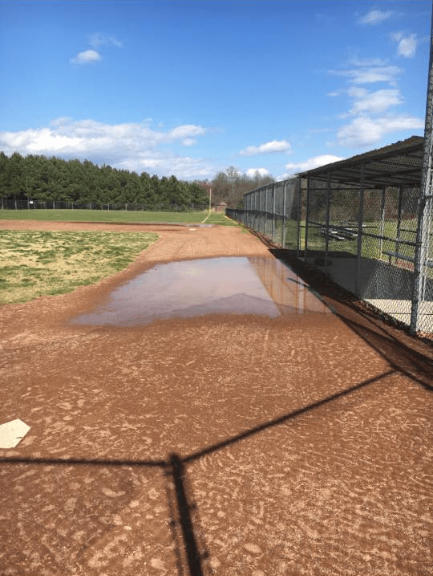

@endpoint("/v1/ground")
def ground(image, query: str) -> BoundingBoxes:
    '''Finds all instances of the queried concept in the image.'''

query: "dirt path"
[0,223,432,576]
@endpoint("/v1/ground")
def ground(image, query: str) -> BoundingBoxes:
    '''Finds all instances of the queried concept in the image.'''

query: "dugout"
[298,136,432,333]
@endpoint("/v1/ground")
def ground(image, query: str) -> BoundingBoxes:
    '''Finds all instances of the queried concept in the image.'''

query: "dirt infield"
[0,222,432,576]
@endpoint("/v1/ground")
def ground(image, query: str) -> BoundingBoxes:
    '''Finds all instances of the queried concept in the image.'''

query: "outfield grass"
[205,212,238,226]
[0,230,157,304]
[0,209,238,226]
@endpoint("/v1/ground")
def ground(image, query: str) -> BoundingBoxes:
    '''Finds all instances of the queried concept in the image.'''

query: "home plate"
[0,419,30,449]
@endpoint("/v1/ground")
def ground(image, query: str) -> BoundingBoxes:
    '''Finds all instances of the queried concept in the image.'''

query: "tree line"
[201,166,274,208]
[0,152,208,209]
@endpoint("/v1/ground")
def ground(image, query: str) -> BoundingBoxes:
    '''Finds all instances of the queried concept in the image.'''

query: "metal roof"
[298,136,424,188]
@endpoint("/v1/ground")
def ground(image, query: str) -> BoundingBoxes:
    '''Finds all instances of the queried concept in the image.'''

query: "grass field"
[263,217,420,260]
[0,230,157,304]
[0,209,238,226]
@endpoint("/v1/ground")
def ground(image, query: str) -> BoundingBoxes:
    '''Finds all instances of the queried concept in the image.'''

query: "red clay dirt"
[0,221,432,576]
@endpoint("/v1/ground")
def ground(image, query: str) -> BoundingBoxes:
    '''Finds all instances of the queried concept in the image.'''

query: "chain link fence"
[227,175,433,335]
[230,178,303,251]
[0,198,207,212]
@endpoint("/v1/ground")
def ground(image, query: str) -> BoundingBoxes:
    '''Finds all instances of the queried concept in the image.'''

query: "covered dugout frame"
[227,136,432,334]
[298,136,432,334]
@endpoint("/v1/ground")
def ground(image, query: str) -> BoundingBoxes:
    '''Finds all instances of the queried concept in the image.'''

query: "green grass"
[0,230,157,304]
[248,215,423,262]
[0,208,238,226]
[302,219,419,261]
[204,212,238,226]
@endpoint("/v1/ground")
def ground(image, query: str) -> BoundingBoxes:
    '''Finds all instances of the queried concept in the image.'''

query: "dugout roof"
[298,136,424,188]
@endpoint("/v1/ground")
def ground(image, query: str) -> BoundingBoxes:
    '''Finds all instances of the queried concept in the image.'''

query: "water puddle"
[72,256,330,326]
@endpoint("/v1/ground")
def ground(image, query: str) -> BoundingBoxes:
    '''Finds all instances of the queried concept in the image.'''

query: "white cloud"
[89,33,122,48]
[240,139,291,156]
[332,64,401,85]
[0,118,212,179]
[169,125,205,139]
[337,115,424,147]
[359,9,393,25]
[70,49,101,64]
[71,33,122,65]
[349,57,388,67]
[246,168,270,177]
[182,138,196,147]
[285,155,344,174]
[392,32,418,58]
[347,87,403,115]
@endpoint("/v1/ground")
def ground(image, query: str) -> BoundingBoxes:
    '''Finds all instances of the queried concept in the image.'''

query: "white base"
[0,419,30,449]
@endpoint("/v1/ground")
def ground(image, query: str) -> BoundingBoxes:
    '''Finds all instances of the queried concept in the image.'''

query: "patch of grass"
[205,212,238,226]
[0,230,157,304]
[0,208,236,225]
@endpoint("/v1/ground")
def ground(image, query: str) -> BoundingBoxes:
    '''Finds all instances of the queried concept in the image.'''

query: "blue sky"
[0,0,430,180]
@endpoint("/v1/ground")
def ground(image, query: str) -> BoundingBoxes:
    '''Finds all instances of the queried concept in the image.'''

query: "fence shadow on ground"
[271,248,433,390]
[1,366,413,576]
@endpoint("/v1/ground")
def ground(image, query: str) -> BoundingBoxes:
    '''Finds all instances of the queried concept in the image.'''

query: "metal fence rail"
[227,177,433,335]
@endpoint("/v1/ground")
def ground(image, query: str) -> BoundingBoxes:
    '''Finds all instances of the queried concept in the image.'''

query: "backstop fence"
[227,159,433,335]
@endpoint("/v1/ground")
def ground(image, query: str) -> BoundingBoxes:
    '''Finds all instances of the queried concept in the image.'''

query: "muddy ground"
[0,221,432,576]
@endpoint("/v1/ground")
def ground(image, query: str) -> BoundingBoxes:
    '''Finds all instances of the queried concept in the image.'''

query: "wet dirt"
[0,221,432,576]
[72,256,330,326]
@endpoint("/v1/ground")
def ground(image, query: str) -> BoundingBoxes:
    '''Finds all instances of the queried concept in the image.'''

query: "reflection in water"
[72,256,330,326]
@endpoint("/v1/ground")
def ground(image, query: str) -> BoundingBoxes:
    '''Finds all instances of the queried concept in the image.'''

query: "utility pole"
[209,186,212,213]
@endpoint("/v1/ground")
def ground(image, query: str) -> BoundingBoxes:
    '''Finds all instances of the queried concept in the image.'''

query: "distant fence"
[0,198,208,212]
[227,177,433,335]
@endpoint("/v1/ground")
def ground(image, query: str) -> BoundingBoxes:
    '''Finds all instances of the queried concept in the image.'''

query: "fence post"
[272,183,276,243]
[411,9,433,333]
[379,187,386,259]
[253,190,257,232]
[325,172,331,264]
[355,165,365,297]
[304,177,311,259]
[395,185,403,259]
[247,193,250,227]
[282,181,287,248]
[258,188,262,234]
[296,178,302,257]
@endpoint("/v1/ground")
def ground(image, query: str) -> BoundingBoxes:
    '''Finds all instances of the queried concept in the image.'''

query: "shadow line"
[0,456,166,467]
[271,248,433,389]
[338,315,433,391]
[184,369,395,464]
[170,454,206,576]
[0,367,406,576]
